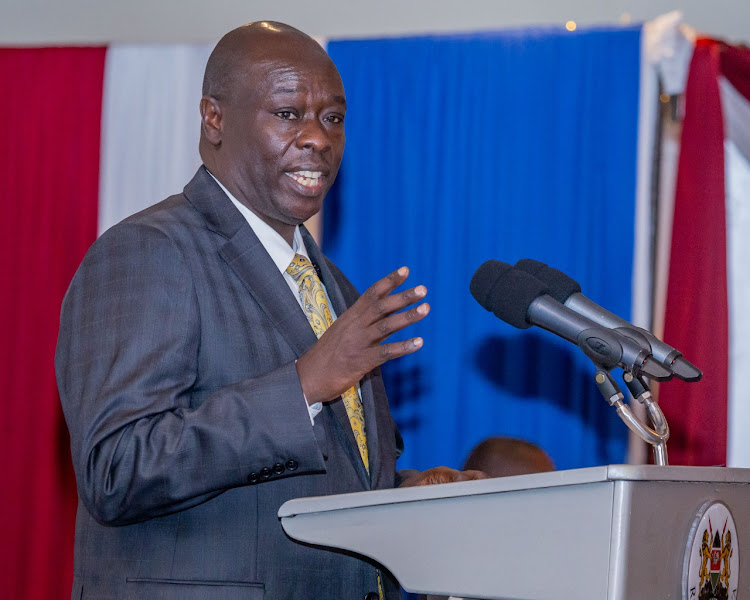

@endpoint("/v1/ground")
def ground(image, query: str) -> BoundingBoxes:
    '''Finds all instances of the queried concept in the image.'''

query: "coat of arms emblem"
[684,502,739,600]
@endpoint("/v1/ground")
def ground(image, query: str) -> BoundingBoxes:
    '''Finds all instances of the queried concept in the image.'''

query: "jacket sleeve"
[56,222,326,526]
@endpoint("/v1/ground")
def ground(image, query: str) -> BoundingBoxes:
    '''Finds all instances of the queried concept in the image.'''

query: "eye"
[275,110,298,120]
[325,114,344,124]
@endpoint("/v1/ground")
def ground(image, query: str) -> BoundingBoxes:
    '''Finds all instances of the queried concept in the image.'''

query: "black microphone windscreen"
[515,259,581,304]
[470,261,549,329]
[470,260,512,306]
[514,258,547,277]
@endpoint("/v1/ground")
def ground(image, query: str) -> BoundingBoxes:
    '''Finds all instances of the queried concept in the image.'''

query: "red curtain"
[660,40,750,466]
[661,40,727,466]
[0,47,105,599]
[721,42,750,101]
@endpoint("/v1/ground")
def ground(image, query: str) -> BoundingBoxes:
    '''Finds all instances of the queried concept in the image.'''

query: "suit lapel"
[358,371,381,487]
[183,167,317,358]
[221,226,321,357]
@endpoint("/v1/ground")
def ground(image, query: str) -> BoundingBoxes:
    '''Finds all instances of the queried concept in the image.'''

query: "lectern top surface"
[278,464,750,518]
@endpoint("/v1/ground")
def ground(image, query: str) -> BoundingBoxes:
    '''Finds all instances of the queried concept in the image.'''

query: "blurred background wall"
[2,0,749,44]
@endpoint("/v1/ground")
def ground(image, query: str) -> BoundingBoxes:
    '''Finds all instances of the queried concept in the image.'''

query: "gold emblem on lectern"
[684,503,739,600]
[696,519,733,600]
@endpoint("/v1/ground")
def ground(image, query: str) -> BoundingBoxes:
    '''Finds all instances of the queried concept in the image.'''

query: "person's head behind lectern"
[463,436,555,477]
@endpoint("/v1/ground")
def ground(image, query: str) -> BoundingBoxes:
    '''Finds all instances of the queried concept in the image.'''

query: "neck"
[245,203,296,246]
[270,220,296,246]
[203,164,297,246]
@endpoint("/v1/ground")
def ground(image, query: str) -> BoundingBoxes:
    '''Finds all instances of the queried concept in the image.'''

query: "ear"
[200,96,223,146]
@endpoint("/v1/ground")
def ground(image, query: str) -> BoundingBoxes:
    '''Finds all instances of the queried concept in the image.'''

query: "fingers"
[365,285,428,326]
[371,302,430,343]
[352,266,430,366]
[363,266,411,302]
[398,466,480,487]
[375,337,424,365]
[358,266,428,327]
[359,267,426,315]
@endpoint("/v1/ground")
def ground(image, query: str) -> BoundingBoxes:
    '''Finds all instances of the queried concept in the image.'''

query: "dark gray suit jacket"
[56,167,403,600]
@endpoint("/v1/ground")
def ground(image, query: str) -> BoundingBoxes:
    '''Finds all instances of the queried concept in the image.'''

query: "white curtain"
[723,76,750,467]
[98,43,213,234]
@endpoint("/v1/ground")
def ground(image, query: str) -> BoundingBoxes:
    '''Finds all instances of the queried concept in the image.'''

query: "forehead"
[243,46,345,101]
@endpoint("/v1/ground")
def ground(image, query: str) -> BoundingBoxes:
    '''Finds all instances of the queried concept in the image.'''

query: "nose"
[296,117,330,153]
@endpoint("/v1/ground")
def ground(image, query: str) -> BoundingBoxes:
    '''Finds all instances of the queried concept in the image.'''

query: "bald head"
[463,437,555,478]
[203,22,330,102]
[198,21,346,244]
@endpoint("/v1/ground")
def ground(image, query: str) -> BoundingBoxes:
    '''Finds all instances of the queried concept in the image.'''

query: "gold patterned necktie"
[286,254,370,472]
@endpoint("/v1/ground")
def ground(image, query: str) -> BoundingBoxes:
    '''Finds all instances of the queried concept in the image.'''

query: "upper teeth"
[287,171,322,187]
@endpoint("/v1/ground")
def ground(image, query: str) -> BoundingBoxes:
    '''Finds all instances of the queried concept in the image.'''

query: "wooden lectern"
[279,465,748,599]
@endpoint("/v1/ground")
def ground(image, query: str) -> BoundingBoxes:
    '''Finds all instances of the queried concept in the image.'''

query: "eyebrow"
[270,87,347,107]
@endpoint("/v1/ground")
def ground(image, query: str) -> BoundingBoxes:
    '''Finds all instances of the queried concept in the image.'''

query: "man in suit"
[56,21,481,600]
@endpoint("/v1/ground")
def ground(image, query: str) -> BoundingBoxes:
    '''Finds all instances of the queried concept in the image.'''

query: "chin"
[289,201,324,224]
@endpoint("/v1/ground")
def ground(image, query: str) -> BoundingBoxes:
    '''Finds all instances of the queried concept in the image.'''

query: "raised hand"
[295,266,429,404]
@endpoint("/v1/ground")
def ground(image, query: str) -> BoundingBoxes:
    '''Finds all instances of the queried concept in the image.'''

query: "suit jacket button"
[260,467,272,479]
[273,462,285,475]
[364,593,379,600]
[248,472,259,484]
[285,460,299,471]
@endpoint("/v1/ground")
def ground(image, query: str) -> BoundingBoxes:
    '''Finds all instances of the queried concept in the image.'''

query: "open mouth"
[285,170,325,192]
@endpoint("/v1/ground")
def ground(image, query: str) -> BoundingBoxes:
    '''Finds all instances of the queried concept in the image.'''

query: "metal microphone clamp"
[593,368,670,465]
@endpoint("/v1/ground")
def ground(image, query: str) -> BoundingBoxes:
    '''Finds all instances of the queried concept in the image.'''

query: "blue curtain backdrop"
[325,26,641,472]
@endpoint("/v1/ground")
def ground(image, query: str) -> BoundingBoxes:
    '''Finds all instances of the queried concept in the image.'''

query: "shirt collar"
[206,170,308,273]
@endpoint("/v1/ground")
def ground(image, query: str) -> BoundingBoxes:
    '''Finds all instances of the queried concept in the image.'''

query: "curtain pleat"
[0,46,106,600]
